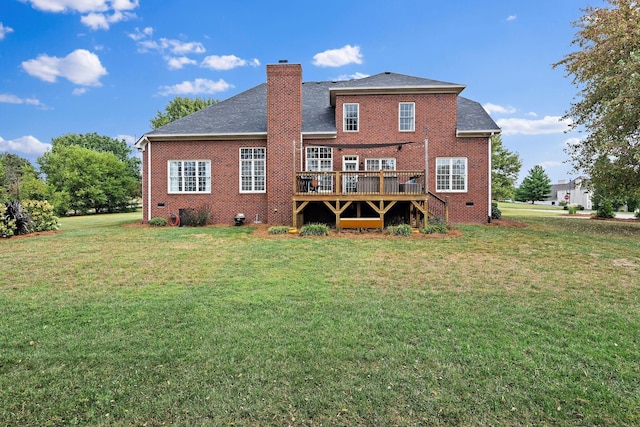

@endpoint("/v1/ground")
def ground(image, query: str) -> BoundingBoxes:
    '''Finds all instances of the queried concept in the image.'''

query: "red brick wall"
[142,139,269,225]
[333,93,489,223]
[266,63,302,224]
[430,136,490,223]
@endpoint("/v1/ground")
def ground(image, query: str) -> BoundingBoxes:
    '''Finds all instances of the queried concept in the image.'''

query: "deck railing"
[294,170,426,196]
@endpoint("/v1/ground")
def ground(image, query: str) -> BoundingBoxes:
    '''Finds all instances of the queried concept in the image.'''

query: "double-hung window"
[240,147,266,193]
[399,102,415,132]
[168,160,211,193]
[343,103,359,132]
[365,158,396,171]
[436,157,467,192]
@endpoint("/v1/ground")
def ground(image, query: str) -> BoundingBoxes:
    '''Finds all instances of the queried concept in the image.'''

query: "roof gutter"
[456,129,502,138]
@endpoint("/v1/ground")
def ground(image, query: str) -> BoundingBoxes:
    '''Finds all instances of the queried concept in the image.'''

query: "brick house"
[136,62,500,228]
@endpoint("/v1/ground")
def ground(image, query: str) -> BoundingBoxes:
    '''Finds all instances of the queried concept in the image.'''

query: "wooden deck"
[292,171,447,229]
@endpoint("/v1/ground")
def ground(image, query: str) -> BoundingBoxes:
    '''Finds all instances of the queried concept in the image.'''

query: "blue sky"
[1,0,605,184]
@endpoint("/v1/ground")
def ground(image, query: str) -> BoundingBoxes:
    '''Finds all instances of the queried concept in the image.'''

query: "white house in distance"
[547,177,593,209]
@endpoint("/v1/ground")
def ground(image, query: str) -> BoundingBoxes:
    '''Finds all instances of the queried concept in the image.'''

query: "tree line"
[0,97,218,217]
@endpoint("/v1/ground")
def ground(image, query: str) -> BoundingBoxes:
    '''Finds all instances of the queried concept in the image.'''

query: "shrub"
[4,201,31,235]
[428,215,447,226]
[149,217,168,227]
[268,225,290,235]
[421,224,448,235]
[22,200,59,232]
[181,204,212,226]
[491,202,502,219]
[0,203,16,238]
[568,205,578,214]
[596,201,615,218]
[299,223,329,236]
[385,224,413,236]
[559,200,568,207]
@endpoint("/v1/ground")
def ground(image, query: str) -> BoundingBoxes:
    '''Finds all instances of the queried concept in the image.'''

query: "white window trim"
[399,102,415,132]
[167,160,211,194]
[436,157,468,192]
[343,103,359,132]
[365,158,396,171]
[239,147,266,194]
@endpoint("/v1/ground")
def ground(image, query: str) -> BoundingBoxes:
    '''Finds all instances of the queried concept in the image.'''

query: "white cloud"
[115,134,136,145]
[507,15,517,21]
[165,56,197,70]
[334,72,369,81]
[72,87,88,95]
[158,78,233,96]
[128,26,153,41]
[21,0,138,29]
[0,22,14,40]
[22,49,107,86]
[201,55,260,70]
[483,103,516,115]
[538,160,563,168]
[81,9,135,30]
[497,115,572,135]
[526,111,538,117]
[0,135,52,156]
[313,44,363,67]
[137,38,205,55]
[0,93,44,107]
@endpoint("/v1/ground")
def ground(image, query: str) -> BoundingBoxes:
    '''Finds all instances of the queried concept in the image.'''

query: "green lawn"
[1,212,639,425]
[498,201,579,217]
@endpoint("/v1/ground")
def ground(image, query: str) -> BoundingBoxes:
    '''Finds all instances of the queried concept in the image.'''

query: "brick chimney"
[266,62,302,225]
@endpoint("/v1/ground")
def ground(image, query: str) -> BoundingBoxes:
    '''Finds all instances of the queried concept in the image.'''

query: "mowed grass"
[1,212,639,426]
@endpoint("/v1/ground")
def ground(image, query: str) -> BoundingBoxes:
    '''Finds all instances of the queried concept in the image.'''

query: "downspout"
[424,137,428,194]
[147,141,152,222]
[487,133,495,223]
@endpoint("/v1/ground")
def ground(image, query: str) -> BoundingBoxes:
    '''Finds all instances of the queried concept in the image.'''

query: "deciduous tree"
[39,146,137,215]
[491,134,522,200]
[151,96,218,129]
[46,133,141,184]
[553,0,640,201]
[0,153,38,200]
[516,165,552,204]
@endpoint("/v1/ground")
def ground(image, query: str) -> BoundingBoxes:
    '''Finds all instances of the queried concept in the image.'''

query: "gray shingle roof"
[144,72,499,138]
[457,97,501,133]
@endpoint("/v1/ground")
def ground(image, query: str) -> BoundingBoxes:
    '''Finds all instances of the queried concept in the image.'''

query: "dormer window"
[343,103,359,132]
[399,102,415,132]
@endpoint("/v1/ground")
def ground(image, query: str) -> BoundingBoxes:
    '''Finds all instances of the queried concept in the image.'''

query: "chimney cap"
[278,59,288,63]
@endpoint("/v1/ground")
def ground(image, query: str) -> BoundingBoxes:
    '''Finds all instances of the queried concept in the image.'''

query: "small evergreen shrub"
[149,217,168,227]
[421,224,448,234]
[385,224,413,236]
[181,204,212,226]
[596,201,615,218]
[299,223,329,236]
[22,200,59,232]
[268,225,290,235]
[491,202,502,219]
